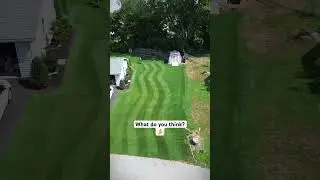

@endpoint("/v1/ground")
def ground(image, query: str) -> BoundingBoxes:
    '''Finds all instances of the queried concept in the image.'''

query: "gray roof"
[110,57,126,75]
[0,0,43,41]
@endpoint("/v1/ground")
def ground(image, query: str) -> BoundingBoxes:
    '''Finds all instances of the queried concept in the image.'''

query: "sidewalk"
[110,154,210,180]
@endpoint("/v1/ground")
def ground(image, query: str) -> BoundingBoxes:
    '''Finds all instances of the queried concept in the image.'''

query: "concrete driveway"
[110,154,210,180]
[110,86,119,108]
[0,79,34,156]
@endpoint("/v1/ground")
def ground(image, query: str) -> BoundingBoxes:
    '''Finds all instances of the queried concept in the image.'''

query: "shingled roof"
[0,0,43,42]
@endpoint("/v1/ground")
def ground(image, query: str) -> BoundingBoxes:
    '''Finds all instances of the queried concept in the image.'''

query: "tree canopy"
[111,0,209,54]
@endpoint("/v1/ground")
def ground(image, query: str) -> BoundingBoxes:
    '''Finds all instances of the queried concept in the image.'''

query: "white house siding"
[18,0,56,78]
[15,42,33,77]
[119,61,128,81]
[115,61,128,86]
[115,74,121,86]
[31,0,56,58]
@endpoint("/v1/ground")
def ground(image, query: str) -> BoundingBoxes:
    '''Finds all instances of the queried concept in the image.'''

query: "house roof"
[110,57,126,75]
[0,0,43,42]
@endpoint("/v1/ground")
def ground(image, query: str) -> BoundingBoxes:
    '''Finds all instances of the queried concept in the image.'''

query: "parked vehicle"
[110,85,114,99]
[0,80,12,120]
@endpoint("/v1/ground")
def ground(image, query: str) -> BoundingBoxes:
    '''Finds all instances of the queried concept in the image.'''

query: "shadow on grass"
[298,43,320,94]
[204,74,211,91]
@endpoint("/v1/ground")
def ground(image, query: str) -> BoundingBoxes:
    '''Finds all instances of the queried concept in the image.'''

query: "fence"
[130,48,169,60]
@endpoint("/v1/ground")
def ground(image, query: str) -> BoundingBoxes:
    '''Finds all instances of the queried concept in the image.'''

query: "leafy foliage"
[118,79,126,90]
[50,17,72,43]
[30,57,49,89]
[111,0,209,54]
[43,55,58,73]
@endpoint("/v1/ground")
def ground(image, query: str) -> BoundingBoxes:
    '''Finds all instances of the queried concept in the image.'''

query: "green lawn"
[110,56,192,162]
[0,1,108,179]
[212,11,320,180]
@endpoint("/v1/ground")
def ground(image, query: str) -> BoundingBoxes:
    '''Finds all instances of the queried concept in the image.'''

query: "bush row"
[19,56,58,90]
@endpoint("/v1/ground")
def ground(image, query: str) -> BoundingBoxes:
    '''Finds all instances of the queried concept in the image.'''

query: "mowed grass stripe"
[110,81,134,153]
[118,64,144,155]
[156,62,172,118]
[162,66,187,160]
[141,62,162,157]
[127,63,151,155]
[119,62,146,155]
[143,62,160,119]
[152,61,171,159]
[134,62,156,157]
[110,63,143,154]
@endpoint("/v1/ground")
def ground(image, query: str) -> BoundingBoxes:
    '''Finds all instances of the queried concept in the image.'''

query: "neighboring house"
[110,57,128,86]
[0,0,56,77]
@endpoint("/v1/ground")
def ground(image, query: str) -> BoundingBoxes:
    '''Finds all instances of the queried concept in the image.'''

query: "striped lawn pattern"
[111,60,187,161]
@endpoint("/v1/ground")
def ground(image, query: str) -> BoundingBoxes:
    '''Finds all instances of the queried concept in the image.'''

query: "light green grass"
[185,69,210,167]
[0,1,108,179]
[110,57,189,161]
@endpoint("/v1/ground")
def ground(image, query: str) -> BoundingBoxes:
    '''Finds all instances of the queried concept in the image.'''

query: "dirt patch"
[260,126,320,179]
[185,57,210,137]
[185,57,210,81]
[240,0,320,56]
[191,98,210,136]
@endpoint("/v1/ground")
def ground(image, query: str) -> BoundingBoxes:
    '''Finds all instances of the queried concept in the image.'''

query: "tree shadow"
[299,43,320,94]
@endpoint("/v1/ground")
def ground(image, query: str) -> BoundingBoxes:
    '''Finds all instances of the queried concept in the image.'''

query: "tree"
[111,0,209,53]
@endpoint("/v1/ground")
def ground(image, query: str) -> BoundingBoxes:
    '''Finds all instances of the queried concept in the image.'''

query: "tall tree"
[111,0,209,53]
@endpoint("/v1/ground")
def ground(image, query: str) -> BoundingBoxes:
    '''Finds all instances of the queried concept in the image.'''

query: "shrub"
[309,78,320,94]
[30,57,49,89]
[43,55,58,73]
[50,17,72,43]
[18,78,43,90]
[118,80,126,90]
[126,68,133,80]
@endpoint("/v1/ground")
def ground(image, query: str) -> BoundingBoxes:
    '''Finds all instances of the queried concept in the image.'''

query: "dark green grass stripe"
[152,62,170,159]
[134,63,155,156]
[110,62,141,154]
[118,69,142,154]
[46,96,99,179]
[112,63,148,154]
[161,66,187,160]
[119,94,134,154]
[143,62,160,120]
[141,62,162,157]
[121,63,150,155]
[125,63,151,155]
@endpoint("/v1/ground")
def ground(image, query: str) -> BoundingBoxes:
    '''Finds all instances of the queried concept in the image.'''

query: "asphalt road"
[0,79,33,156]
[110,154,210,180]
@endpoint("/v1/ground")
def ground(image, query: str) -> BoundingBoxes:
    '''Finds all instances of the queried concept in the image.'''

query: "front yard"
[110,55,210,167]
[0,1,107,179]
